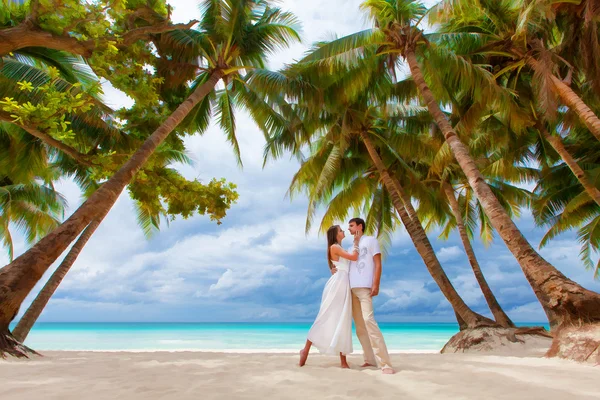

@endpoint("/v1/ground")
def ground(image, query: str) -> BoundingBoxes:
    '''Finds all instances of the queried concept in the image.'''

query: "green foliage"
[0,121,66,260]
[129,171,238,237]
[0,0,304,257]
[0,71,97,142]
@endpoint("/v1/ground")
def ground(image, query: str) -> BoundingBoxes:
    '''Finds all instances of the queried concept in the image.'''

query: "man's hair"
[349,217,366,232]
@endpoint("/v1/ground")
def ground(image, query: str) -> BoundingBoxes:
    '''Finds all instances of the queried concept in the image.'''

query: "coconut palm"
[2,18,238,345]
[10,217,100,343]
[537,122,600,207]
[261,55,497,328]
[432,0,600,140]
[434,0,600,208]
[0,47,102,266]
[268,0,600,358]
[550,0,600,97]
[0,46,124,166]
[0,0,301,356]
[415,129,536,329]
[407,77,543,329]
[284,0,600,358]
[0,175,66,262]
[432,0,600,268]
[0,117,68,260]
[533,124,600,278]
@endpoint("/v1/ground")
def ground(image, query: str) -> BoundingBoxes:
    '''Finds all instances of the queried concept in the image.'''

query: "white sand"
[1,351,597,399]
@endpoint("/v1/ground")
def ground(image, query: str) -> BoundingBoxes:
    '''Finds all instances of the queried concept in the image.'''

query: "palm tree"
[262,58,496,328]
[290,0,600,348]
[440,0,600,209]
[550,0,600,97]
[411,87,539,329]
[440,181,515,328]
[434,0,600,267]
[537,122,600,207]
[0,177,66,261]
[0,47,123,165]
[0,17,240,344]
[433,0,600,138]
[0,0,300,356]
[533,126,600,278]
[362,134,495,328]
[415,129,535,329]
[11,218,100,343]
[0,119,68,260]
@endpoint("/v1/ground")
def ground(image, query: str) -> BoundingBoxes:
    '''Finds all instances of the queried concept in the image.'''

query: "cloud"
[505,302,548,323]
[379,280,443,312]
[436,246,463,262]
[207,265,288,299]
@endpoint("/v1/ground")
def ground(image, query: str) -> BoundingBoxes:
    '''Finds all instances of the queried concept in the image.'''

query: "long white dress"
[306,251,353,355]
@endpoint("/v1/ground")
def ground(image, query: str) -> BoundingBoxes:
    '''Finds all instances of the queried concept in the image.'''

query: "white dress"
[306,251,353,355]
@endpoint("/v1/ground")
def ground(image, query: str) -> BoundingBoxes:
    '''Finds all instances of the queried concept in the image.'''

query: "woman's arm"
[330,244,359,261]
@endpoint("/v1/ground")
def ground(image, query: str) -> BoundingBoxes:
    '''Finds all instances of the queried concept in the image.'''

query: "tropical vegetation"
[0,0,599,362]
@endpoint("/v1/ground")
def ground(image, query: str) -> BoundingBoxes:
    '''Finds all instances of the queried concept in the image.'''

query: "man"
[347,217,394,374]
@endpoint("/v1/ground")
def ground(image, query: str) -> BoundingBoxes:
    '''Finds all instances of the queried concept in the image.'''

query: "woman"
[299,224,361,369]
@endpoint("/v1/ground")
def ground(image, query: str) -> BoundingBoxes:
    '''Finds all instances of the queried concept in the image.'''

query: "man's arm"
[371,253,382,297]
[371,237,382,296]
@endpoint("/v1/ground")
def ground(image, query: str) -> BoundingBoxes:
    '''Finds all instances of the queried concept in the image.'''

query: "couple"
[299,218,394,374]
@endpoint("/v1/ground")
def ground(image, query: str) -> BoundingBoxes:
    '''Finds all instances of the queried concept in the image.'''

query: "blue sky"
[4,0,600,324]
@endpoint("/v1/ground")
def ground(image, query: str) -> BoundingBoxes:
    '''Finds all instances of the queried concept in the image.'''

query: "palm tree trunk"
[526,58,600,142]
[359,131,495,328]
[12,218,102,343]
[0,69,224,352]
[443,182,515,328]
[405,48,600,330]
[454,311,467,331]
[538,123,600,207]
[551,74,600,142]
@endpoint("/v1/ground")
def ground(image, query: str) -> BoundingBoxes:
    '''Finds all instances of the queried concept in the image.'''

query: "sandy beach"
[1,351,597,400]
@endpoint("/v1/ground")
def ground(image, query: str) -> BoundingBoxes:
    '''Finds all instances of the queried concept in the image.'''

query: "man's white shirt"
[348,235,381,289]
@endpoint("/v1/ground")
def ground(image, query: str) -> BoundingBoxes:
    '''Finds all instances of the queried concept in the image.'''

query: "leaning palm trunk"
[12,218,102,343]
[454,311,467,331]
[0,69,224,356]
[360,131,495,328]
[527,58,600,143]
[538,123,600,207]
[405,49,600,332]
[443,182,515,328]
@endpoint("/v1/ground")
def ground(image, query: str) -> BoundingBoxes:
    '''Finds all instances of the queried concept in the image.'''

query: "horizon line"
[13,320,551,324]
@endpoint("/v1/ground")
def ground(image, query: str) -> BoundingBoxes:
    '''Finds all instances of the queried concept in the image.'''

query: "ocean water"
[12,322,549,352]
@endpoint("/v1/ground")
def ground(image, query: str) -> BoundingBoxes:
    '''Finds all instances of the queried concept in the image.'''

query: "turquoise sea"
[12,322,550,352]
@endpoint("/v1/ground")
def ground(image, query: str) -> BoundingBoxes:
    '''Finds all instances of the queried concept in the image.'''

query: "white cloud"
[379,280,443,312]
[506,302,548,323]
[207,265,288,299]
[436,246,463,262]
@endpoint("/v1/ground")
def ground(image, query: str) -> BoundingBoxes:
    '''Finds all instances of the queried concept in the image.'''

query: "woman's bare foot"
[382,367,395,374]
[299,349,308,367]
[360,362,376,368]
[339,353,350,369]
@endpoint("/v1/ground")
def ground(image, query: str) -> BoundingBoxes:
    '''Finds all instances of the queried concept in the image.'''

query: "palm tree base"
[546,323,600,363]
[0,327,39,358]
[440,326,553,354]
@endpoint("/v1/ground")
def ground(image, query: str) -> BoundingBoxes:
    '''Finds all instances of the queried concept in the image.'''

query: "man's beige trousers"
[351,288,392,370]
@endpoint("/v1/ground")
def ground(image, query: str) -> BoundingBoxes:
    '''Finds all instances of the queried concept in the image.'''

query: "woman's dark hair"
[326,225,340,270]
[349,217,366,233]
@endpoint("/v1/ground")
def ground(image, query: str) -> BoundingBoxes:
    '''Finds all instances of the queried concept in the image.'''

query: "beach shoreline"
[17,348,441,354]
[1,350,597,400]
